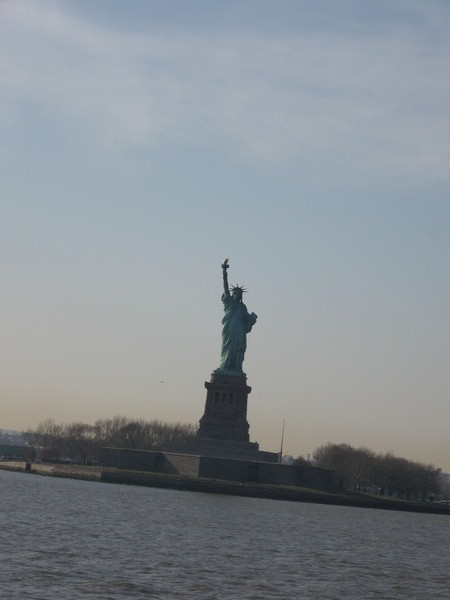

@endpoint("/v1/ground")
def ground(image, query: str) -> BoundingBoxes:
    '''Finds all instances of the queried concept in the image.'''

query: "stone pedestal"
[197,372,251,442]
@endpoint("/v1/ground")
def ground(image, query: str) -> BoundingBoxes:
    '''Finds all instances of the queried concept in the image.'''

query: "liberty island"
[99,259,334,490]
[2,259,447,512]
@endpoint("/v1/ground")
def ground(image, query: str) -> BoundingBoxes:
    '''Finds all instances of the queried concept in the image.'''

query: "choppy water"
[1,469,448,599]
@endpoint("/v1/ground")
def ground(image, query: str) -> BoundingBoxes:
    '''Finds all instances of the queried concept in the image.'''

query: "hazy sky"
[1,0,449,470]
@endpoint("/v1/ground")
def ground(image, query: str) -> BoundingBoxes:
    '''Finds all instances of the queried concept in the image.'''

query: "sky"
[1,0,449,470]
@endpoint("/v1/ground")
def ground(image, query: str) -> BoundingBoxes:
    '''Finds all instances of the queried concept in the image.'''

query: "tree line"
[23,416,196,465]
[305,442,444,501]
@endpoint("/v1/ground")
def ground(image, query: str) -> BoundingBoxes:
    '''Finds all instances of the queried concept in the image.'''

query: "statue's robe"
[217,294,256,374]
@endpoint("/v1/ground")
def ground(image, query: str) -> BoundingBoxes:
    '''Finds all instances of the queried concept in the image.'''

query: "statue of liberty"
[215,259,257,375]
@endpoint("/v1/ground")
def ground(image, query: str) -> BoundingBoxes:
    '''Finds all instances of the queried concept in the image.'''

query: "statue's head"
[231,285,246,301]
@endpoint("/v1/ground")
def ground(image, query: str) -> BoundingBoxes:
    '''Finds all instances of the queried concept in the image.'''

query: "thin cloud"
[1,0,449,179]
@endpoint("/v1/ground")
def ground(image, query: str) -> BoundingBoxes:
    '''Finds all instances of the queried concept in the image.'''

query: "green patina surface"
[215,259,257,375]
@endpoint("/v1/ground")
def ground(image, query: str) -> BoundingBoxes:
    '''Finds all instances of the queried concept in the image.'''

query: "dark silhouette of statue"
[215,259,257,375]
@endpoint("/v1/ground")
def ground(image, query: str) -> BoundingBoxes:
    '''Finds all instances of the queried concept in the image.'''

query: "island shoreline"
[1,461,448,515]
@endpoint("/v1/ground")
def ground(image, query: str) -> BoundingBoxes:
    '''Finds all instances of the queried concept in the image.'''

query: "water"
[1,470,448,599]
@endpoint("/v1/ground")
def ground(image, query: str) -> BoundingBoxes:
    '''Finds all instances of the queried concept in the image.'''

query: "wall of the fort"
[100,447,160,471]
[164,453,201,478]
[100,448,201,476]
[162,438,278,462]
[197,456,334,489]
[99,448,335,491]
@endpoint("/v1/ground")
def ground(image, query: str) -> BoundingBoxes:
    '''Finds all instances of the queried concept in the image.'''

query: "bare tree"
[313,442,439,499]
[25,416,197,463]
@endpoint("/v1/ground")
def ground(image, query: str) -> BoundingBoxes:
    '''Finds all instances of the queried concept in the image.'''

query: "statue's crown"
[231,284,247,294]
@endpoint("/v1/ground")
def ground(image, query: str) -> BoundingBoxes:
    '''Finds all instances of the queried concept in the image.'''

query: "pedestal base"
[197,372,251,443]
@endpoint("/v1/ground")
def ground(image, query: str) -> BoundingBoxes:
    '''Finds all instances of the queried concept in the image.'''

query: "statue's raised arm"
[215,258,257,376]
[221,258,230,297]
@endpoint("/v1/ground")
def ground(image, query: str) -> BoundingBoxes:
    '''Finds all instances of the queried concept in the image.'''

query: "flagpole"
[279,418,285,463]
